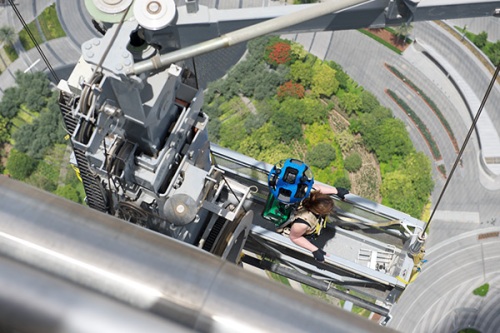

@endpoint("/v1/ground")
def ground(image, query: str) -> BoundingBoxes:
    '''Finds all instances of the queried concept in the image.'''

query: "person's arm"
[312,183,337,195]
[289,222,328,262]
[313,183,349,199]
[289,223,318,252]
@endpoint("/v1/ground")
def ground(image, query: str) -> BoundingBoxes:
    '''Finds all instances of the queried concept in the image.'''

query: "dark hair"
[302,191,334,216]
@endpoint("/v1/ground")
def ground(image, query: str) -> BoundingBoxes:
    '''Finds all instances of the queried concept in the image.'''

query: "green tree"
[401,152,434,201]
[271,108,302,142]
[381,152,433,218]
[0,116,10,144]
[345,153,362,172]
[393,23,413,43]
[13,94,66,159]
[359,90,380,114]
[381,170,420,216]
[289,59,314,87]
[299,97,329,124]
[55,184,81,203]
[6,149,37,180]
[239,122,280,159]
[0,26,16,46]
[339,91,362,115]
[247,36,272,60]
[306,143,336,169]
[369,118,414,163]
[290,43,308,61]
[486,40,500,65]
[473,31,488,49]
[311,62,339,98]
[337,130,359,153]
[334,176,351,190]
[0,87,22,118]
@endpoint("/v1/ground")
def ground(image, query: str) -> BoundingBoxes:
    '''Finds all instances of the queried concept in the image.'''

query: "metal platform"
[210,144,425,317]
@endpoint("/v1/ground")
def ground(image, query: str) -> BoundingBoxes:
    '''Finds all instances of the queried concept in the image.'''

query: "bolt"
[93,40,100,46]
[176,205,185,214]
[115,64,123,70]
[147,1,161,14]
[86,51,94,58]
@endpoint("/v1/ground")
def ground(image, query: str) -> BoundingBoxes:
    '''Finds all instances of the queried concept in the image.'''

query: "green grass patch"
[3,43,18,62]
[352,305,372,317]
[458,329,481,333]
[437,164,446,177]
[302,284,340,306]
[19,21,43,50]
[385,64,459,153]
[473,283,489,297]
[358,29,402,55]
[38,4,66,40]
[267,271,291,286]
[17,110,35,124]
[218,97,249,122]
[386,89,442,160]
[11,117,27,129]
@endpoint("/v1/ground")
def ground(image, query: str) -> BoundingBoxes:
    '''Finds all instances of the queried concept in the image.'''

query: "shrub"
[265,41,293,67]
[334,176,351,190]
[277,81,305,101]
[345,153,362,172]
[6,149,37,180]
[55,184,81,203]
[307,143,336,169]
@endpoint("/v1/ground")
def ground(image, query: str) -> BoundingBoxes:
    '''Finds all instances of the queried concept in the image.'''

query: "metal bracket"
[385,0,419,23]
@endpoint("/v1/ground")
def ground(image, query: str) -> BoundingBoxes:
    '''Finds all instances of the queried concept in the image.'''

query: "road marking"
[432,210,480,223]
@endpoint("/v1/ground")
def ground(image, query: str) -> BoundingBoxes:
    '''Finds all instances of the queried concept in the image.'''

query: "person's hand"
[336,187,349,200]
[312,249,327,262]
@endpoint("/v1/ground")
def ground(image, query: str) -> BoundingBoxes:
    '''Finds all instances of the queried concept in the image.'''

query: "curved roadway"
[389,227,500,333]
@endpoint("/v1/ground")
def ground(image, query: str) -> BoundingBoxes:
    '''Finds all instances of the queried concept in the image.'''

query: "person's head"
[302,191,334,216]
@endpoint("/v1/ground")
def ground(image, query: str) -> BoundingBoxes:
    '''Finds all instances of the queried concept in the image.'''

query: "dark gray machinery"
[2,0,493,331]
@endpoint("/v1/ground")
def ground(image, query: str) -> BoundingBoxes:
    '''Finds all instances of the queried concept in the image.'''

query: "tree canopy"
[13,94,66,159]
[6,149,38,180]
[307,143,336,169]
[202,36,433,218]
[311,62,339,98]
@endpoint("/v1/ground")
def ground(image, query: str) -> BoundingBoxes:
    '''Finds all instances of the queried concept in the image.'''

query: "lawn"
[39,4,66,40]
[19,21,43,50]
[3,43,18,62]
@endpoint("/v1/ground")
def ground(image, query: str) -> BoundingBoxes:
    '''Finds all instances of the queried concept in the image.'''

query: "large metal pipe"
[0,255,194,333]
[128,0,371,75]
[0,176,394,333]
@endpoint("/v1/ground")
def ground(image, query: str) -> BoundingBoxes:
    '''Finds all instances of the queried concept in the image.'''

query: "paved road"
[450,17,500,42]
[389,227,500,333]
[56,0,99,48]
[0,1,86,95]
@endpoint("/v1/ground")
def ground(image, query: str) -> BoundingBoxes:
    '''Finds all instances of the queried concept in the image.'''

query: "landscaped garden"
[204,36,434,218]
